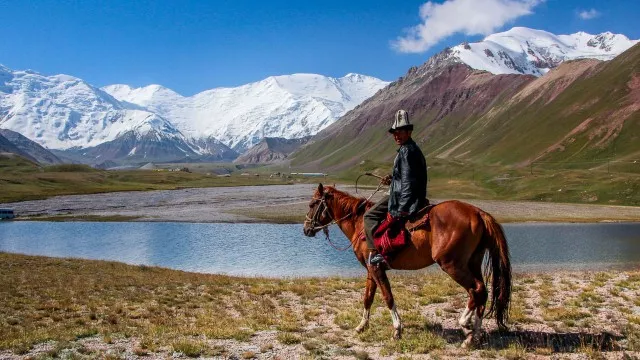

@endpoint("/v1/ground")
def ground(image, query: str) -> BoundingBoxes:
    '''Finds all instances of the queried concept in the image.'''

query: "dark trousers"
[363,195,389,251]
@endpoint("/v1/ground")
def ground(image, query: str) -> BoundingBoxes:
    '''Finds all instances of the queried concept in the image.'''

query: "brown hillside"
[294,60,535,170]
[293,43,640,171]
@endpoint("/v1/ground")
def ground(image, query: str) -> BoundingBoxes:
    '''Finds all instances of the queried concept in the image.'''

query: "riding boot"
[367,250,386,267]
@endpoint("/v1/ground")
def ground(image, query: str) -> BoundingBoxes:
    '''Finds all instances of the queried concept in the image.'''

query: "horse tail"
[480,211,512,329]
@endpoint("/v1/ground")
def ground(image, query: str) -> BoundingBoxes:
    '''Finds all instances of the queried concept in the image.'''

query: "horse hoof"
[355,324,367,333]
[393,329,402,340]
[461,334,478,349]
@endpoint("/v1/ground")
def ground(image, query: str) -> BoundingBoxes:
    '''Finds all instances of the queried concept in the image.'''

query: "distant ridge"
[234,137,311,164]
[0,129,62,164]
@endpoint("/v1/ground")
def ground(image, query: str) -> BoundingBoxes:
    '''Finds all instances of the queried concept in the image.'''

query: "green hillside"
[427,44,640,166]
[288,45,640,206]
[0,155,287,203]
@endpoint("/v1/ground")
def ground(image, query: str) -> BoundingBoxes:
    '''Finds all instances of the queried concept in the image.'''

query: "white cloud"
[392,0,543,53]
[578,9,600,20]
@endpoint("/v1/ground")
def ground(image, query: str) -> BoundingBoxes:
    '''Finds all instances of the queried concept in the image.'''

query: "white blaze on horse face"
[390,304,401,330]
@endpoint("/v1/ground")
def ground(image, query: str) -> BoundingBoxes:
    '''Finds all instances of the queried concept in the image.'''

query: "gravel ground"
[2,184,640,223]
[0,269,638,360]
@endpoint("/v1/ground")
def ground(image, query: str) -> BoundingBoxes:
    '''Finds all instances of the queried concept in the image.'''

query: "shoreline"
[0,253,638,359]
[2,250,640,279]
[2,184,640,224]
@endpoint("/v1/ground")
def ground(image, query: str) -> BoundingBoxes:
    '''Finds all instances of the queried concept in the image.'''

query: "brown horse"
[303,184,511,347]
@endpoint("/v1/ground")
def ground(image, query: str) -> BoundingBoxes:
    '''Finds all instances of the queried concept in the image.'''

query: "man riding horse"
[364,109,428,266]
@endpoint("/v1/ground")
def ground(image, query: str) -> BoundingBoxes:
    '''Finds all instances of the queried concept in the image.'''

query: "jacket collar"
[396,138,415,152]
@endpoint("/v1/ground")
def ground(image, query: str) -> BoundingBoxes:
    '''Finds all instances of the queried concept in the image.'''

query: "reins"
[305,173,387,251]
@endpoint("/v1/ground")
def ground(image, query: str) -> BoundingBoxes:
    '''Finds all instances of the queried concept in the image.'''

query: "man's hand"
[381,175,392,186]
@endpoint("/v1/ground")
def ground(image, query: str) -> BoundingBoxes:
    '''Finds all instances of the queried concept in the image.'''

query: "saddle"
[406,202,435,231]
[362,200,436,260]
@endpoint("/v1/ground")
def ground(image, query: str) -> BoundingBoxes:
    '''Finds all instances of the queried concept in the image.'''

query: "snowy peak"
[1,62,387,161]
[449,27,639,76]
[103,72,389,151]
[0,65,189,151]
[102,84,183,106]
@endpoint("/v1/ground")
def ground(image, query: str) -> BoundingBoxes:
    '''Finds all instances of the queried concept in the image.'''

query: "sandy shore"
[3,184,640,223]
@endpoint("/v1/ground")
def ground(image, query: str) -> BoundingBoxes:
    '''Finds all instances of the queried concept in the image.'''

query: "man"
[364,109,428,266]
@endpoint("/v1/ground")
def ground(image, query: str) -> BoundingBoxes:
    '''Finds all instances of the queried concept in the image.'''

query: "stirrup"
[367,252,386,266]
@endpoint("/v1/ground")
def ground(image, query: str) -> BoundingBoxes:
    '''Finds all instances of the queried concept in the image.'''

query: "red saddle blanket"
[373,213,409,256]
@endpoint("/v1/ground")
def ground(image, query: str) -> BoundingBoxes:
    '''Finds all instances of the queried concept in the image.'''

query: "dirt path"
[3,184,640,223]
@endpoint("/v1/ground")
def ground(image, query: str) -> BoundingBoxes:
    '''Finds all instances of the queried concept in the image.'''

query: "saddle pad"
[373,214,408,256]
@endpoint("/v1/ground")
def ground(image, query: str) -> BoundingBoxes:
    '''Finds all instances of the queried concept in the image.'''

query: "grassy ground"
[1,253,638,359]
[0,156,291,204]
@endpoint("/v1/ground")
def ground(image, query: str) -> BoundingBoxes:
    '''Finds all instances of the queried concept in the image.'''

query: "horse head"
[303,183,334,237]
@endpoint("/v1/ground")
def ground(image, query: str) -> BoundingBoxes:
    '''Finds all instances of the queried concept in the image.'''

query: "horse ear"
[318,183,324,194]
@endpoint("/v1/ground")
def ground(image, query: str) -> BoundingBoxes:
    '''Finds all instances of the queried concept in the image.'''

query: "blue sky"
[1,0,638,95]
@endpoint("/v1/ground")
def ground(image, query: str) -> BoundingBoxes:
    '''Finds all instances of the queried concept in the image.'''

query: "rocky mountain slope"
[0,131,33,161]
[0,129,62,164]
[234,137,311,164]
[424,43,640,166]
[292,42,640,171]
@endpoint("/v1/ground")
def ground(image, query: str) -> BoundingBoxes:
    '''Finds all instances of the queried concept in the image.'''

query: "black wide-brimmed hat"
[388,109,413,133]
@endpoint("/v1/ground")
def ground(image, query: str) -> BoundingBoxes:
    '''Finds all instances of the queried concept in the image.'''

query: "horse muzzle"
[303,225,317,237]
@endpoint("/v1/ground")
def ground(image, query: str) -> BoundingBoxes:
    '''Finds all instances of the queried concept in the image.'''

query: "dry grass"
[0,253,639,359]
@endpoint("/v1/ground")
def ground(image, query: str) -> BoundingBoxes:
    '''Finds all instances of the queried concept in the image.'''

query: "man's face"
[392,129,411,145]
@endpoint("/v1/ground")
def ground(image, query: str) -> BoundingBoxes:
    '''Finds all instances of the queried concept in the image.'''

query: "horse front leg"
[355,272,377,333]
[370,265,402,339]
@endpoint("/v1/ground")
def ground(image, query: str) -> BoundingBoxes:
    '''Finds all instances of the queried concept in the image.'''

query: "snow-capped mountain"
[103,73,389,152]
[1,26,636,164]
[0,64,190,152]
[447,27,638,76]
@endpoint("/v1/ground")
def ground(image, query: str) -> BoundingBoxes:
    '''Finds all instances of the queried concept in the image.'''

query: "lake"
[0,222,639,277]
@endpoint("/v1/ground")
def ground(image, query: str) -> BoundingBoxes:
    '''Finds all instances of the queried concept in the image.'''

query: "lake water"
[0,222,639,277]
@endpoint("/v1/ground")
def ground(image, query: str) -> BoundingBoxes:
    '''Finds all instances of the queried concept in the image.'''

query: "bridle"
[304,194,361,251]
[304,178,386,251]
[304,195,354,232]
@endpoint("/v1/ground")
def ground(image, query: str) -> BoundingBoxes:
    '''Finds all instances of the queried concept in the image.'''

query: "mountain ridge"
[291,43,640,173]
[1,27,637,166]
[102,72,390,152]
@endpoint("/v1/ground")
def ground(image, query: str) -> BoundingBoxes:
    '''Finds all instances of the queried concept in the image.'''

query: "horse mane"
[325,186,373,217]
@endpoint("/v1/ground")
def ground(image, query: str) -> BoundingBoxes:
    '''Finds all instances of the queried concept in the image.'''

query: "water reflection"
[0,222,638,277]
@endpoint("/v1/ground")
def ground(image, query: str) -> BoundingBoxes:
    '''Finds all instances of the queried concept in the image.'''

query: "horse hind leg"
[441,257,487,348]
[355,273,377,333]
[463,270,488,348]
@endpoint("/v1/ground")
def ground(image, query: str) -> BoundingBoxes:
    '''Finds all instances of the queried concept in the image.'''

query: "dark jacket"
[388,139,427,218]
